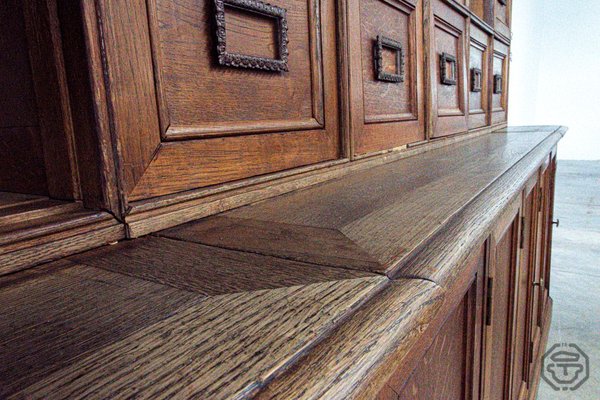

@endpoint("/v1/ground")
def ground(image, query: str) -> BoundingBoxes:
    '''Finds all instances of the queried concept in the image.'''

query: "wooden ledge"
[0,244,386,399]
[0,195,124,276]
[160,126,566,281]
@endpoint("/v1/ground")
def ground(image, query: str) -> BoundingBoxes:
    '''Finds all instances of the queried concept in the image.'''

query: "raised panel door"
[491,39,508,125]
[468,23,490,130]
[511,177,538,400]
[392,246,486,400]
[429,0,469,138]
[484,201,519,400]
[91,0,340,203]
[348,0,425,156]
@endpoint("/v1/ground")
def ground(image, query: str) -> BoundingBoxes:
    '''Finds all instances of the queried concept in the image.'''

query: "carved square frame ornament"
[373,35,405,83]
[471,67,482,92]
[440,52,458,86]
[214,0,289,72]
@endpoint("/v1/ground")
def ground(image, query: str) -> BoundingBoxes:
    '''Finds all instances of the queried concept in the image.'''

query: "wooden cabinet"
[469,22,491,129]
[348,0,425,156]
[428,0,469,138]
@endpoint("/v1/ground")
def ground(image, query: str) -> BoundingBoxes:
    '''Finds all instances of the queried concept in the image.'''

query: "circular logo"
[542,343,589,391]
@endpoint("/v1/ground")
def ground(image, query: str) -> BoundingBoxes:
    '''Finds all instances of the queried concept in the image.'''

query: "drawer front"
[349,0,424,156]
[468,24,490,130]
[494,0,511,39]
[491,39,509,125]
[429,0,468,138]
[93,0,340,202]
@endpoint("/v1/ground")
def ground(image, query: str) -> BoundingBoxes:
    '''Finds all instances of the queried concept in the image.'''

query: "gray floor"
[537,160,600,399]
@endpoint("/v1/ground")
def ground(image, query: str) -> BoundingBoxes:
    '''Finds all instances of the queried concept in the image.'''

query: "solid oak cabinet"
[1,0,563,399]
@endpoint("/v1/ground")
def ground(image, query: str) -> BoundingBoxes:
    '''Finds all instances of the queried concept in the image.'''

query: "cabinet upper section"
[43,0,514,210]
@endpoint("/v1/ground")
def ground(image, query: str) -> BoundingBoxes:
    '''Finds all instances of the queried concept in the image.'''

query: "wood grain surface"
[6,270,385,399]
[256,279,444,400]
[0,195,124,276]
[162,128,565,277]
[71,235,375,295]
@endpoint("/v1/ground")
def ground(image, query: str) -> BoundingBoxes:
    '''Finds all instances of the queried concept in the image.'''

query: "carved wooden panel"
[468,23,490,130]
[429,0,468,138]
[491,39,509,125]
[349,0,424,156]
[92,0,339,202]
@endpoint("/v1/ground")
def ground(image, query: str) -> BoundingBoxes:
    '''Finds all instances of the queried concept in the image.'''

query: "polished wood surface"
[0,126,564,399]
[162,127,564,277]
[1,242,385,399]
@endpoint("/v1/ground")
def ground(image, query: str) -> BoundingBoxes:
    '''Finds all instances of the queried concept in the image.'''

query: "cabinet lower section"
[379,156,557,400]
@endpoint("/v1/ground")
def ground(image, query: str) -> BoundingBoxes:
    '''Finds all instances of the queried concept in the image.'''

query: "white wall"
[509,0,600,160]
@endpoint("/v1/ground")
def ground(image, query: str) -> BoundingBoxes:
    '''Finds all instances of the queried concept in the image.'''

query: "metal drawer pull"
[440,52,458,86]
[374,35,405,83]
[214,0,289,72]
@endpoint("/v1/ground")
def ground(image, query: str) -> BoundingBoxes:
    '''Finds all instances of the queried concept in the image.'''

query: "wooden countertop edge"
[386,126,566,280]
[256,127,566,399]
[0,212,124,276]
[124,125,510,237]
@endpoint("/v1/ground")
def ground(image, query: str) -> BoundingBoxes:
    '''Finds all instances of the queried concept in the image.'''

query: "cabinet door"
[491,39,509,125]
[468,23,490,130]
[428,0,469,138]
[0,0,79,199]
[390,246,486,400]
[348,0,425,156]
[536,157,556,333]
[511,177,538,400]
[484,200,520,400]
[89,0,340,203]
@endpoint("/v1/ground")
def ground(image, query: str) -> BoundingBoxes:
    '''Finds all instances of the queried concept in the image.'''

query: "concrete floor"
[537,160,600,399]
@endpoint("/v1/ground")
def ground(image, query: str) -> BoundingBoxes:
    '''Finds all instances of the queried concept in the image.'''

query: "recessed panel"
[350,0,424,156]
[469,25,490,131]
[469,45,485,112]
[154,0,321,137]
[492,54,505,110]
[361,0,415,121]
[435,24,462,115]
[430,0,468,138]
